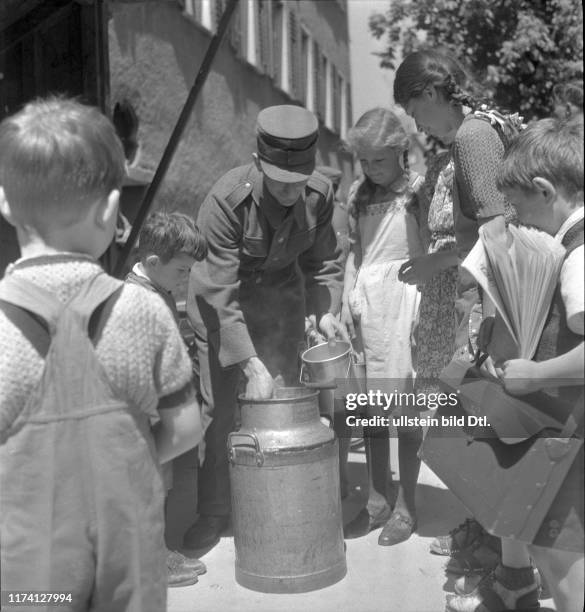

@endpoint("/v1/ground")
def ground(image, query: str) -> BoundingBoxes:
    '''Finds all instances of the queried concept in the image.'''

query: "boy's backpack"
[0,272,124,443]
[473,106,526,150]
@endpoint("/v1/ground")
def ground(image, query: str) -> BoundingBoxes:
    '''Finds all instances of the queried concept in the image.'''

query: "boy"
[0,98,202,612]
[126,211,207,587]
[447,117,584,612]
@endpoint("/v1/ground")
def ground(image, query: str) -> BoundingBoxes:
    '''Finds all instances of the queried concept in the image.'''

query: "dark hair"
[393,50,489,111]
[497,117,584,199]
[0,96,125,231]
[138,212,208,263]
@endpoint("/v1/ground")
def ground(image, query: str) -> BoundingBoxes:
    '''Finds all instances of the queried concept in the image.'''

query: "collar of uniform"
[252,166,307,228]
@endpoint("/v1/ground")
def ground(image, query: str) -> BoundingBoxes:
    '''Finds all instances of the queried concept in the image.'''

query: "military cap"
[256,105,319,183]
[316,165,342,188]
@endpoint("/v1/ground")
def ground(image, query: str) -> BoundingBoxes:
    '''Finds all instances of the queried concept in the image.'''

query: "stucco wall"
[108,0,354,219]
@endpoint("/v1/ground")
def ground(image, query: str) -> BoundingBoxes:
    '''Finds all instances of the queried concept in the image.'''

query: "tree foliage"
[369,0,583,119]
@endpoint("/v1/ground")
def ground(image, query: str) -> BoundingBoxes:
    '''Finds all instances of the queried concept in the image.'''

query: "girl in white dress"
[342,108,426,545]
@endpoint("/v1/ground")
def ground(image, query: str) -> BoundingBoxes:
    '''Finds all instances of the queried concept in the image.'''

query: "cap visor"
[259,159,315,183]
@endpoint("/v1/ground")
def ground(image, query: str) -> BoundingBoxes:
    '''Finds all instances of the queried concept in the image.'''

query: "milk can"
[228,387,346,593]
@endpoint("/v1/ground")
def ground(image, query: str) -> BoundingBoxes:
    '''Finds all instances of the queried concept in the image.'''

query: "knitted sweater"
[452,114,518,258]
[0,254,193,433]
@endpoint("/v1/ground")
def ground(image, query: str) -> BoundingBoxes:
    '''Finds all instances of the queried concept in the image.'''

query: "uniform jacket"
[188,163,343,368]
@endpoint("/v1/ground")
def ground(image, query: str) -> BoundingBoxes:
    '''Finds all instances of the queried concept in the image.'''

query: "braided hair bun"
[394,50,490,111]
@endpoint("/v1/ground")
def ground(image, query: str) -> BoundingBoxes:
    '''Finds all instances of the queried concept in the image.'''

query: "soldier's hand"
[240,356,275,400]
[318,312,351,344]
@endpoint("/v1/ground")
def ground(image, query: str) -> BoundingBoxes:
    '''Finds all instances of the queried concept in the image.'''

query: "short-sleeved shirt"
[452,115,518,258]
[0,254,194,431]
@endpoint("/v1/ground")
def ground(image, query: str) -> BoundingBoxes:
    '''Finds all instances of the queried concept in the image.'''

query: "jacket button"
[245,182,251,188]
[278,237,284,244]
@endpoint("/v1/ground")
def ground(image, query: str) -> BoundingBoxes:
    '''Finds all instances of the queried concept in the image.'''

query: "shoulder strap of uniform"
[225,181,254,210]
[307,172,330,199]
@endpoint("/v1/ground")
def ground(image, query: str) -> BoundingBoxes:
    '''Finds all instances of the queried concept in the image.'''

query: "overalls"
[0,273,166,612]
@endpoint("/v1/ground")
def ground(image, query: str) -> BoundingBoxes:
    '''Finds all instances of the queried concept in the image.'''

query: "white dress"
[348,173,425,397]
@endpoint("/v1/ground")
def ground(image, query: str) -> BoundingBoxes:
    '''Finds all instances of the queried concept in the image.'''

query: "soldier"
[184,105,348,549]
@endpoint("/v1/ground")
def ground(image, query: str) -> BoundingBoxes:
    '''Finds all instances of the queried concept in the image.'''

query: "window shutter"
[333,70,341,133]
[213,0,227,32]
[229,0,245,57]
[257,0,272,73]
[313,41,320,119]
[288,10,301,100]
[272,1,283,84]
[346,82,352,131]
[318,54,327,121]
[300,29,309,106]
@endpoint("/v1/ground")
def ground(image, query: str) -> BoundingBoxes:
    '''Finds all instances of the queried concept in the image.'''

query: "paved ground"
[165,441,556,612]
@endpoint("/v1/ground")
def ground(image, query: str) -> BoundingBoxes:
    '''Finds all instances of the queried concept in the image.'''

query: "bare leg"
[364,425,390,515]
[392,426,423,519]
[529,544,584,612]
[378,426,422,546]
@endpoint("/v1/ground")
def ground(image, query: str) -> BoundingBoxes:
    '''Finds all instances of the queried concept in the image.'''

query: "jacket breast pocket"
[242,235,268,258]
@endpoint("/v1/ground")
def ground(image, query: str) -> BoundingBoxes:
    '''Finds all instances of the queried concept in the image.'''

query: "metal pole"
[114,0,240,277]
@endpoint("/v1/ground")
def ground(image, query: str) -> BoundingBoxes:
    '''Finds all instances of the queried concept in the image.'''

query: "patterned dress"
[415,152,458,395]
[348,173,424,400]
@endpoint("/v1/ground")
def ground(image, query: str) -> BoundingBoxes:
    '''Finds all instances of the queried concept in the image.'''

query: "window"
[245,0,257,65]
[183,0,214,32]
[183,0,201,22]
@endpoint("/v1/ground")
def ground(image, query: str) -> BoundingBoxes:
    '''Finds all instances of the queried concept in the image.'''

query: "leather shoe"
[167,551,198,587]
[167,549,206,575]
[344,504,392,539]
[183,514,229,550]
[378,511,417,546]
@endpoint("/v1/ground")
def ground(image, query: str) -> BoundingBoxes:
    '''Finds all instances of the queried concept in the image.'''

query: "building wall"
[108,0,354,220]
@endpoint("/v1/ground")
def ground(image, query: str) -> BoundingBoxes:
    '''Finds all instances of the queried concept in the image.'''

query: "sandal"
[344,504,392,539]
[445,567,540,612]
[445,536,502,576]
[430,518,486,556]
[378,511,417,546]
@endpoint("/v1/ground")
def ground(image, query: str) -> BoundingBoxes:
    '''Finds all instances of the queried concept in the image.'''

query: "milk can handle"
[228,431,264,467]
